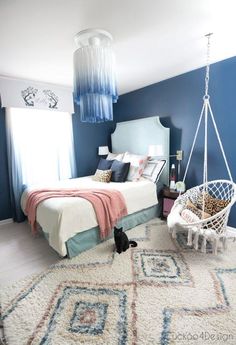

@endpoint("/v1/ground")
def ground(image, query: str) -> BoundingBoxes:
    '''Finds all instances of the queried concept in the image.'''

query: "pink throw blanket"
[24,188,128,239]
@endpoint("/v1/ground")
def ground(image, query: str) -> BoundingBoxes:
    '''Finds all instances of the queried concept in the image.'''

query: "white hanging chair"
[167,34,236,254]
[168,180,236,253]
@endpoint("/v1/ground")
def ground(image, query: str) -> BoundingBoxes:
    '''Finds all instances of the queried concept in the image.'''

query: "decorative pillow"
[142,159,166,183]
[106,152,124,161]
[185,200,211,219]
[122,152,148,181]
[181,209,200,223]
[97,158,114,170]
[92,169,112,183]
[110,160,130,183]
[195,192,230,216]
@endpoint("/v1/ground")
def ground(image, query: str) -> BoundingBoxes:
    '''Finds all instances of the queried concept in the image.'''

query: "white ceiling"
[0,0,236,95]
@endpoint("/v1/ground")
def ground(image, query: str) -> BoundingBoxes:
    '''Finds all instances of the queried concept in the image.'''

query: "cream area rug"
[1,219,236,345]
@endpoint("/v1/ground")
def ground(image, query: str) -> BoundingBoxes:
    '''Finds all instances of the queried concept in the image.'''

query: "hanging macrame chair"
[167,34,236,254]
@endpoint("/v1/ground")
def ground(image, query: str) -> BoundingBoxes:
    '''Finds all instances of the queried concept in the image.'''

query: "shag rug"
[1,219,236,345]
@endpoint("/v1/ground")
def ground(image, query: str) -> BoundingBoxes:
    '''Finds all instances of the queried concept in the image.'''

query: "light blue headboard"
[111,116,170,186]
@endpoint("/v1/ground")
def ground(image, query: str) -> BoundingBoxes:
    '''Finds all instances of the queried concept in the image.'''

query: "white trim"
[0,218,13,226]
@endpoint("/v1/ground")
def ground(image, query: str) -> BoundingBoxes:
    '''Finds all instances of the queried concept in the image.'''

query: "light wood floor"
[0,221,61,287]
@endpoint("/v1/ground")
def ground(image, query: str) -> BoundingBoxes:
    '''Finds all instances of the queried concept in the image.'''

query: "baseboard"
[0,218,13,226]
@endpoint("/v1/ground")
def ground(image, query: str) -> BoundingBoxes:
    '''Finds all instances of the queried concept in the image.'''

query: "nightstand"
[162,187,179,218]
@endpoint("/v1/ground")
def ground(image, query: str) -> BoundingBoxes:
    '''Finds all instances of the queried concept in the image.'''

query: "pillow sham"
[122,152,148,181]
[111,160,130,183]
[92,169,112,183]
[106,152,124,161]
[142,159,166,183]
[97,158,114,170]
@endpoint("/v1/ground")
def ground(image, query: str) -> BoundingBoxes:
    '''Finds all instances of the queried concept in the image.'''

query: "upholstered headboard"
[111,116,170,186]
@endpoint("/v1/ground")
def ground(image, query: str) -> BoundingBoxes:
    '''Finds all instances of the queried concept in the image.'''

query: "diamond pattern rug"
[1,219,236,345]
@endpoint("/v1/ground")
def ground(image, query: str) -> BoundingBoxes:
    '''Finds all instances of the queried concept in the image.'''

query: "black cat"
[114,226,137,254]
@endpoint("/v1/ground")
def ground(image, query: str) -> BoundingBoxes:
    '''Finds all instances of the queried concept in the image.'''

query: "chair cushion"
[195,192,230,216]
[185,200,211,219]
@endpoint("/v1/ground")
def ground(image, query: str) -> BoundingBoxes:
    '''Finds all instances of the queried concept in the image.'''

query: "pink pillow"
[122,152,148,181]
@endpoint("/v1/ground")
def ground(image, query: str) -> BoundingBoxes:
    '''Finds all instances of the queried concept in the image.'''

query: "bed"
[21,116,170,257]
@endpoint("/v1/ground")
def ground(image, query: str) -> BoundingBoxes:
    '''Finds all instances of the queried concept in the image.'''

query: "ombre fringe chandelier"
[73,29,118,123]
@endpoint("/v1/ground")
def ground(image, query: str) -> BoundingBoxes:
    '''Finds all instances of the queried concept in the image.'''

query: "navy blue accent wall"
[0,108,11,220]
[72,104,115,177]
[114,57,236,226]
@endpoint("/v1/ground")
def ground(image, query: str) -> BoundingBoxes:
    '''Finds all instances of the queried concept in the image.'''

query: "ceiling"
[0,0,236,95]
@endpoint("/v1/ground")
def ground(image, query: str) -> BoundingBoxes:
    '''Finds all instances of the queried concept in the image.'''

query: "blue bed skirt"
[65,204,160,258]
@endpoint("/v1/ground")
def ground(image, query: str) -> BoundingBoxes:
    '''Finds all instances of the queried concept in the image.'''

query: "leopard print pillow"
[196,192,230,216]
[93,169,112,183]
[185,200,211,219]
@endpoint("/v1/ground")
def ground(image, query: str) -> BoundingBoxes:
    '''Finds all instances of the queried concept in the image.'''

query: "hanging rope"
[204,33,212,99]
[182,33,233,187]
[183,34,212,185]
[202,34,212,197]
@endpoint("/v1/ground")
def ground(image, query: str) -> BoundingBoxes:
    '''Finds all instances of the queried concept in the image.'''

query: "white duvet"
[21,176,158,256]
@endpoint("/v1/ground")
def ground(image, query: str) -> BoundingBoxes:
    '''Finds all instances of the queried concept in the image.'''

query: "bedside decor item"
[175,181,186,193]
[148,144,164,158]
[169,164,176,190]
[170,150,183,182]
[98,146,109,156]
[167,34,236,254]
[73,29,118,123]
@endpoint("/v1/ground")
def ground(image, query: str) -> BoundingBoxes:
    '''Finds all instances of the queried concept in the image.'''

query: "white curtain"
[6,107,77,220]
[7,107,76,185]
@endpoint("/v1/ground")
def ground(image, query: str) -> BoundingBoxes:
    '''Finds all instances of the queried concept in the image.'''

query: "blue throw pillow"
[97,158,114,170]
[111,160,130,182]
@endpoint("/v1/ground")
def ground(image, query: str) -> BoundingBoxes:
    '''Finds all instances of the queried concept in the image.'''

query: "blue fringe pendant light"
[73,29,118,123]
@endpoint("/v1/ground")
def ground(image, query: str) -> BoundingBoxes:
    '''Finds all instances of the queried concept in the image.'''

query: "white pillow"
[142,159,166,183]
[106,152,124,161]
[122,152,148,181]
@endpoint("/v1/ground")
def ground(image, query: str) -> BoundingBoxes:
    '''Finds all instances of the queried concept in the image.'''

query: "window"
[6,107,76,186]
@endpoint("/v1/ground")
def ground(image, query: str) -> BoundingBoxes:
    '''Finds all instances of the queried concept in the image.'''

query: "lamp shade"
[98,146,109,155]
[73,29,118,123]
[148,144,164,157]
